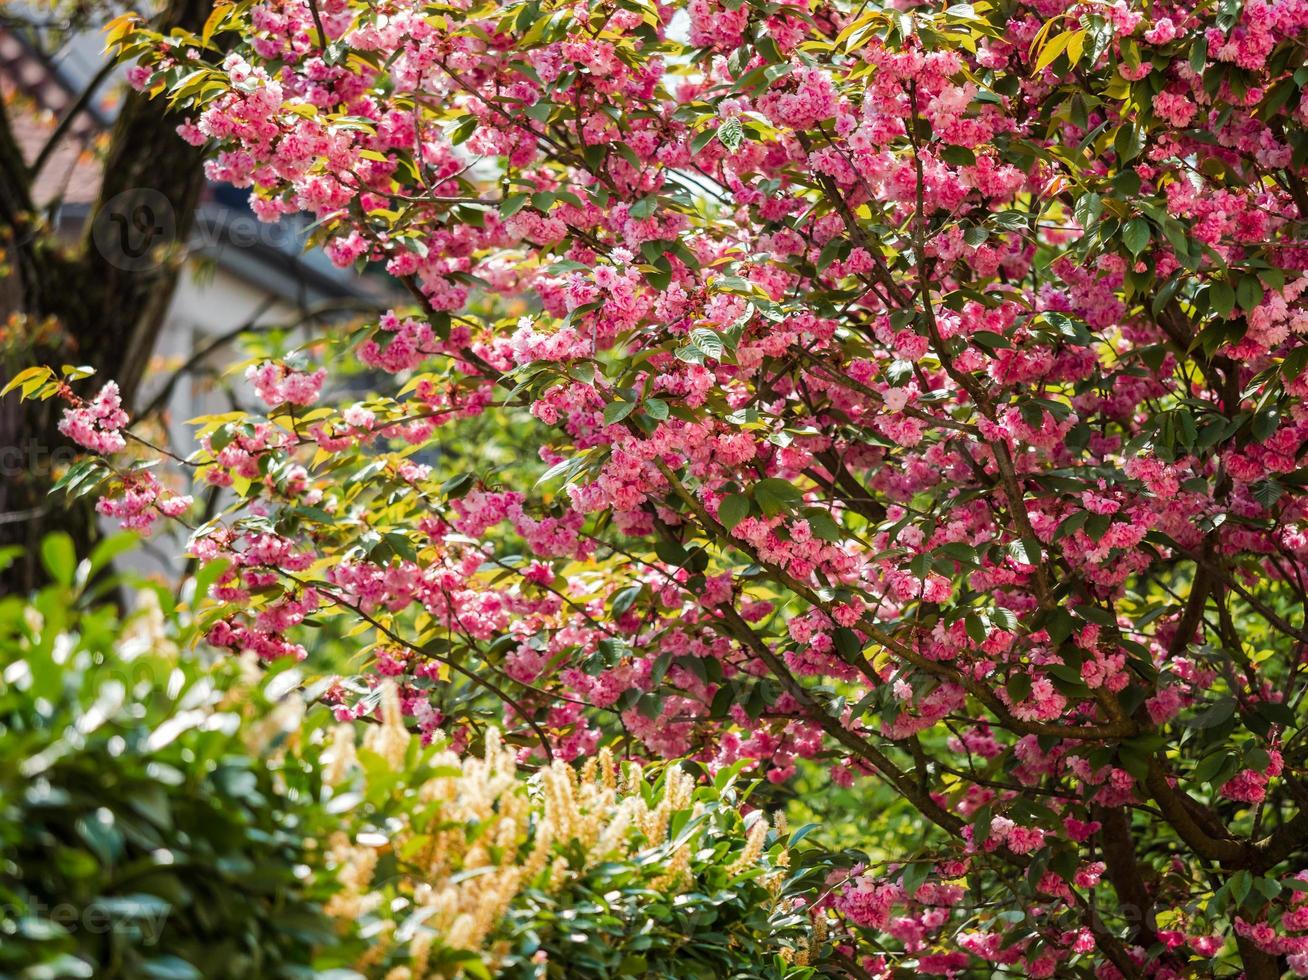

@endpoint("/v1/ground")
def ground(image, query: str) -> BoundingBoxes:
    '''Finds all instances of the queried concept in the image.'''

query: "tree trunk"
[1094,806,1160,949]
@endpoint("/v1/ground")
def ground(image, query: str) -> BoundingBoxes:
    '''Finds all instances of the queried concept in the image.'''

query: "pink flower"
[246,361,326,407]
[59,381,130,454]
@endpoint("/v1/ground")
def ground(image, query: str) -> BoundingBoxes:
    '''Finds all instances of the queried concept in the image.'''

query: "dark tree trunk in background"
[0,0,211,595]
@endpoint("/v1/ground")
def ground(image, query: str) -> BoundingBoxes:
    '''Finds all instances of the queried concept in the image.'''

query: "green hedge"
[0,536,339,979]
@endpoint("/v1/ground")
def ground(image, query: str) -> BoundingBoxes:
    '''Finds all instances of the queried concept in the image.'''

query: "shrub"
[0,535,337,979]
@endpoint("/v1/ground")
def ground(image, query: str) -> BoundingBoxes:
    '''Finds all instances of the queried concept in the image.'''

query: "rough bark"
[1094,806,1159,949]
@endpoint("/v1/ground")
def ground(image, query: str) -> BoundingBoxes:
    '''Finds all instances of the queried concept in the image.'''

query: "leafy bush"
[0,535,337,979]
[0,536,821,979]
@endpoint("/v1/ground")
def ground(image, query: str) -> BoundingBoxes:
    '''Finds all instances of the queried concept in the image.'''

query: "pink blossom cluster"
[58,381,129,454]
[95,471,192,534]
[246,361,326,408]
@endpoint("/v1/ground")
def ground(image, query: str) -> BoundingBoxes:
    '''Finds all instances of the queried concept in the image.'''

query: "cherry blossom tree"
[18,0,1308,973]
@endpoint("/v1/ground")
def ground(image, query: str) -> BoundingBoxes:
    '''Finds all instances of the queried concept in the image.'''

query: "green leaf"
[971,330,1011,350]
[1,365,54,397]
[1236,275,1265,312]
[1231,870,1254,907]
[1119,35,1141,69]
[610,584,643,616]
[1189,697,1236,729]
[690,128,718,154]
[1034,30,1072,73]
[449,114,478,144]
[1255,877,1282,900]
[1252,479,1284,509]
[833,627,862,660]
[1123,219,1150,256]
[718,493,750,531]
[940,145,975,166]
[441,472,476,499]
[76,811,124,865]
[637,692,663,719]
[717,116,744,152]
[40,532,77,586]
[1043,312,1092,345]
[1192,752,1230,785]
[603,401,636,425]
[1055,510,1089,540]
[1114,125,1145,164]
[140,956,202,980]
[598,637,633,666]
[674,343,706,365]
[1045,607,1077,644]
[535,451,593,488]
[86,531,139,578]
[1210,280,1236,317]
[1065,29,1087,66]
[688,327,725,361]
[753,478,802,517]
[1117,744,1151,780]
[1252,408,1280,443]
[805,509,843,541]
[500,192,529,217]
[1074,192,1103,229]
[901,861,930,898]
